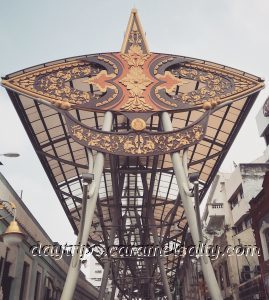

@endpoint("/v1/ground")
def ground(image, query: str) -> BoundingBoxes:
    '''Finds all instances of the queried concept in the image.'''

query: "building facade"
[0,172,98,300]
[201,162,269,299]
[250,172,269,298]
[248,96,269,298]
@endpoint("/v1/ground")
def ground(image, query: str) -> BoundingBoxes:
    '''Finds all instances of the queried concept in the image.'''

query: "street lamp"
[0,200,25,246]
[0,153,20,165]
[0,153,20,158]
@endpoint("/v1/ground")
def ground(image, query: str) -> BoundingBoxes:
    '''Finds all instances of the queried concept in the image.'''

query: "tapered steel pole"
[61,111,113,300]
[161,112,223,300]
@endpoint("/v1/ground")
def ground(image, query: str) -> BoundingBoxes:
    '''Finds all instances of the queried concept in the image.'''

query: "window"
[55,288,61,300]
[259,221,269,261]
[0,256,12,299]
[95,270,102,273]
[235,223,243,234]
[244,216,252,229]
[239,185,244,199]
[34,271,41,300]
[19,262,30,300]
[44,276,57,300]
[264,129,269,146]
[95,278,102,282]
[229,195,239,209]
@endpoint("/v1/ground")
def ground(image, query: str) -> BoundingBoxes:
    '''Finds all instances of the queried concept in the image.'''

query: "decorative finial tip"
[131,8,137,14]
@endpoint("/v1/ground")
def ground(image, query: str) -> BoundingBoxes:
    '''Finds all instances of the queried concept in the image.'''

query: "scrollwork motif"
[119,20,154,112]
[7,61,105,108]
[69,122,205,156]
[153,61,259,108]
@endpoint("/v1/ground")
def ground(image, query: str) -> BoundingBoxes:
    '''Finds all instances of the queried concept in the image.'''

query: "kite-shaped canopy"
[1,9,264,298]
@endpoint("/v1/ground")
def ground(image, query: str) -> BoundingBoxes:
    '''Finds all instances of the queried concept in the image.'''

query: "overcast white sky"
[0,0,269,246]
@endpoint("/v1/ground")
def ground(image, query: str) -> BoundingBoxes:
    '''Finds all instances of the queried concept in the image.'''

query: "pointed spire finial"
[121,9,150,54]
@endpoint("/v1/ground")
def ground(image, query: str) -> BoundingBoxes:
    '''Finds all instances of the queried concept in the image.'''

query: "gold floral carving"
[120,67,152,96]
[121,45,150,67]
[119,18,154,113]
[2,47,263,116]
[121,96,153,111]
[3,61,105,108]
[2,58,122,110]
[154,61,261,108]
[119,64,153,111]
[123,135,155,154]
[70,123,205,156]
[128,22,142,45]
[119,66,152,111]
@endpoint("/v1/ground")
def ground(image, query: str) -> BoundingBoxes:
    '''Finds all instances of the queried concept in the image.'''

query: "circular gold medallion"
[202,101,212,110]
[131,118,146,131]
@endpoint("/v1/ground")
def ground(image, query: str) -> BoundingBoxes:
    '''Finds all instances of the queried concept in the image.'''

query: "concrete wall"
[231,199,249,225]
[240,164,269,203]
[224,167,242,201]
[235,227,260,274]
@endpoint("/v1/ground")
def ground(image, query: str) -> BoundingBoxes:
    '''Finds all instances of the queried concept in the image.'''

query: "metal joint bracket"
[189,172,199,183]
[82,173,94,184]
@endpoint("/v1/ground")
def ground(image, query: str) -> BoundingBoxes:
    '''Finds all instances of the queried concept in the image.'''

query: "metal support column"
[193,179,204,246]
[161,112,223,300]
[109,283,117,300]
[98,223,117,300]
[97,259,110,300]
[148,207,172,300]
[60,111,113,300]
